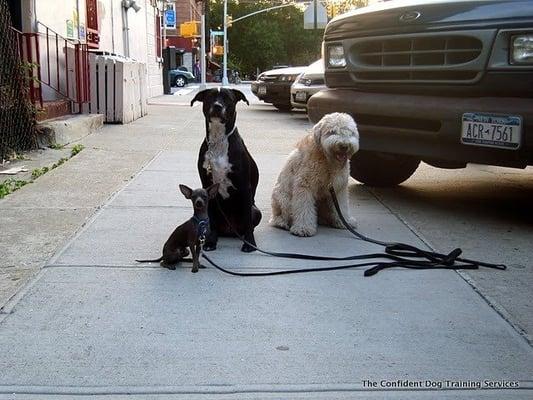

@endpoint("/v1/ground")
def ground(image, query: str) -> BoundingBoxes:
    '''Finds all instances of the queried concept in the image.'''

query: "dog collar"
[208,125,236,146]
[192,215,209,225]
[227,125,237,138]
[192,216,209,239]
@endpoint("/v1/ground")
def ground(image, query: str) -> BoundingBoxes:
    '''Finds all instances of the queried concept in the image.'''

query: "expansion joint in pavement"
[366,187,533,348]
[0,383,531,396]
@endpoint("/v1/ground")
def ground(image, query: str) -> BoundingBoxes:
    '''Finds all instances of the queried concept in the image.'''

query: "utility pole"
[222,0,229,86]
[219,1,305,86]
[314,0,317,29]
[200,12,206,89]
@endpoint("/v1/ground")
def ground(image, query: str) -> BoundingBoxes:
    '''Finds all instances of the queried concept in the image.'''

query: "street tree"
[209,0,323,76]
[325,0,368,18]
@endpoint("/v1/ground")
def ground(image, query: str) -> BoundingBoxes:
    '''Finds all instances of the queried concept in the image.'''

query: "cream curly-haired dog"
[270,113,359,237]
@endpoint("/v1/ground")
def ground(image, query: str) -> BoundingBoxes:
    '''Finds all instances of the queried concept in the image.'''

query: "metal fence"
[36,21,90,111]
[0,0,37,161]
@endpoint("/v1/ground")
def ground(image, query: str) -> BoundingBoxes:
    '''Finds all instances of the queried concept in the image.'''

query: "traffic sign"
[304,1,327,29]
[165,9,176,27]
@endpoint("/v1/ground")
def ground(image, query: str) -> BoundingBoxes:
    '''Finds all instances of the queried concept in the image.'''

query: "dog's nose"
[195,199,204,208]
[211,102,224,113]
[338,143,349,152]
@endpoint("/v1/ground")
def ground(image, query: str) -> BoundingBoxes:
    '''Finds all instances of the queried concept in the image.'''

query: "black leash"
[200,188,506,277]
[327,187,506,276]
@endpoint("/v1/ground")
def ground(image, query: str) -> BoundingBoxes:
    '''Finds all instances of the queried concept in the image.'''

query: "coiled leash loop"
[200,188,506,277]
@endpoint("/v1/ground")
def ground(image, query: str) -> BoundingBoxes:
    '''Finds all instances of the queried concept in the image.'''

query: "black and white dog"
[191,88,261,252]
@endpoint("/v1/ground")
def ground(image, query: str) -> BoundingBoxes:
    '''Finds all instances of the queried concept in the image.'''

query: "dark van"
[308,0,533,186]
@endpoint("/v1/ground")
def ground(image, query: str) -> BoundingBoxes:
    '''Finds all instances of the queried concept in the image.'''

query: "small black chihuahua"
[136,183,219,273]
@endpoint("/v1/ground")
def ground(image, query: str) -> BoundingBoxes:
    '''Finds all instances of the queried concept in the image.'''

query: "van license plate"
[258,86,267,95]
[461,113,522,150]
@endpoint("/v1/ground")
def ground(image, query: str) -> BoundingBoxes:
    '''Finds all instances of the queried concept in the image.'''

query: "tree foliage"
[209,1,324,76]
[325,0,368,18]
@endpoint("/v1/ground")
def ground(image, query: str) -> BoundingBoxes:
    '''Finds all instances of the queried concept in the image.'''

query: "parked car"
[251,66,307,111]
[308,0,533,186]
[290,59,326,110]
[169,68,195,87]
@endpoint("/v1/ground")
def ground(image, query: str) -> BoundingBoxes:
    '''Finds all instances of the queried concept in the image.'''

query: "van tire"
[350,151,420,187]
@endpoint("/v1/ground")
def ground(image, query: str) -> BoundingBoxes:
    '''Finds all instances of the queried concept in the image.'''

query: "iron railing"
[10,27,42,107]
[36,21,90,107]
[11,22,90,109]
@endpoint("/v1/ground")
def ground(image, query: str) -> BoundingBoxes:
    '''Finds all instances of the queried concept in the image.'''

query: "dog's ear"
[231,89,249,105]
[207,183,219,199]
[179,184,193,199]
[190,89,208,106]
[312,119,323,146]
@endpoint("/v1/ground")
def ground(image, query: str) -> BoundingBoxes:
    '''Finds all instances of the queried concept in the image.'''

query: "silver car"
[290,60,326,109]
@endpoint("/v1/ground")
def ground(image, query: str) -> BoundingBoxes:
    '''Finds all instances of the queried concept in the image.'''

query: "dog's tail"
[135,256,163,263]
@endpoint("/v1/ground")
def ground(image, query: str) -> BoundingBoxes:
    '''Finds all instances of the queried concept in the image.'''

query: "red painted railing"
[11,27,43,107]
[11,22,90,110]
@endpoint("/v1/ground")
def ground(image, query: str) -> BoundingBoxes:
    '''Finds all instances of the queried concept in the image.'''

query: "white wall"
[98,0,163,97]
[33,0,86,41]
[143,2,164,98]
[26,0,163,99]
[96,0,125,55]
[21,0,86,102]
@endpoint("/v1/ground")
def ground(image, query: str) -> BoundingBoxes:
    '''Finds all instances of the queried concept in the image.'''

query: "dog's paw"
[290,225,317,237]
[241,242,257,253]
[269,216,289,230]
[191,268,199,273]
[162,263,176,270]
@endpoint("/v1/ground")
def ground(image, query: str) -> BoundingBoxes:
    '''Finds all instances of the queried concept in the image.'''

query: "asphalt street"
[0,84,531,399]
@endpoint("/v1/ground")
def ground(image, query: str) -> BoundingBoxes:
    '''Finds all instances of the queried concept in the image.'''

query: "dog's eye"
[326,131,336,136]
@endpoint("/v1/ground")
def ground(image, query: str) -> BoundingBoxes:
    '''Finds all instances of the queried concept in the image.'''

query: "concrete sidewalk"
[0,88,532,398]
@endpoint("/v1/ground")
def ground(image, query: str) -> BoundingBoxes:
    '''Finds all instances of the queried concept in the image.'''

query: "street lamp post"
[222,0,229,86]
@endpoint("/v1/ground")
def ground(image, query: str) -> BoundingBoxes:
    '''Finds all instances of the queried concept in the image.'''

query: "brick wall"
[169,0,201,36]
[163,0,201,54]
[176,0,201,25]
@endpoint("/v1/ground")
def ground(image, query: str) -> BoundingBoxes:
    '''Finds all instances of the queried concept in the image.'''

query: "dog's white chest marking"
[204,119,234,199]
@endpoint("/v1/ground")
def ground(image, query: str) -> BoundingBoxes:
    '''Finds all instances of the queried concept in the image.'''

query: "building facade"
[16,0,164,99]
[161,0,202,72]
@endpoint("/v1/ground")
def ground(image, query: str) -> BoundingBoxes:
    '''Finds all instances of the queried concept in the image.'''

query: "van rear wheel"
[350,151,420,187]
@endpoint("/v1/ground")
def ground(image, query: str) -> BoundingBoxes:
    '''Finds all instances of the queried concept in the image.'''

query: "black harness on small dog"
[192,216,209,243]
[199,188,506,277]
